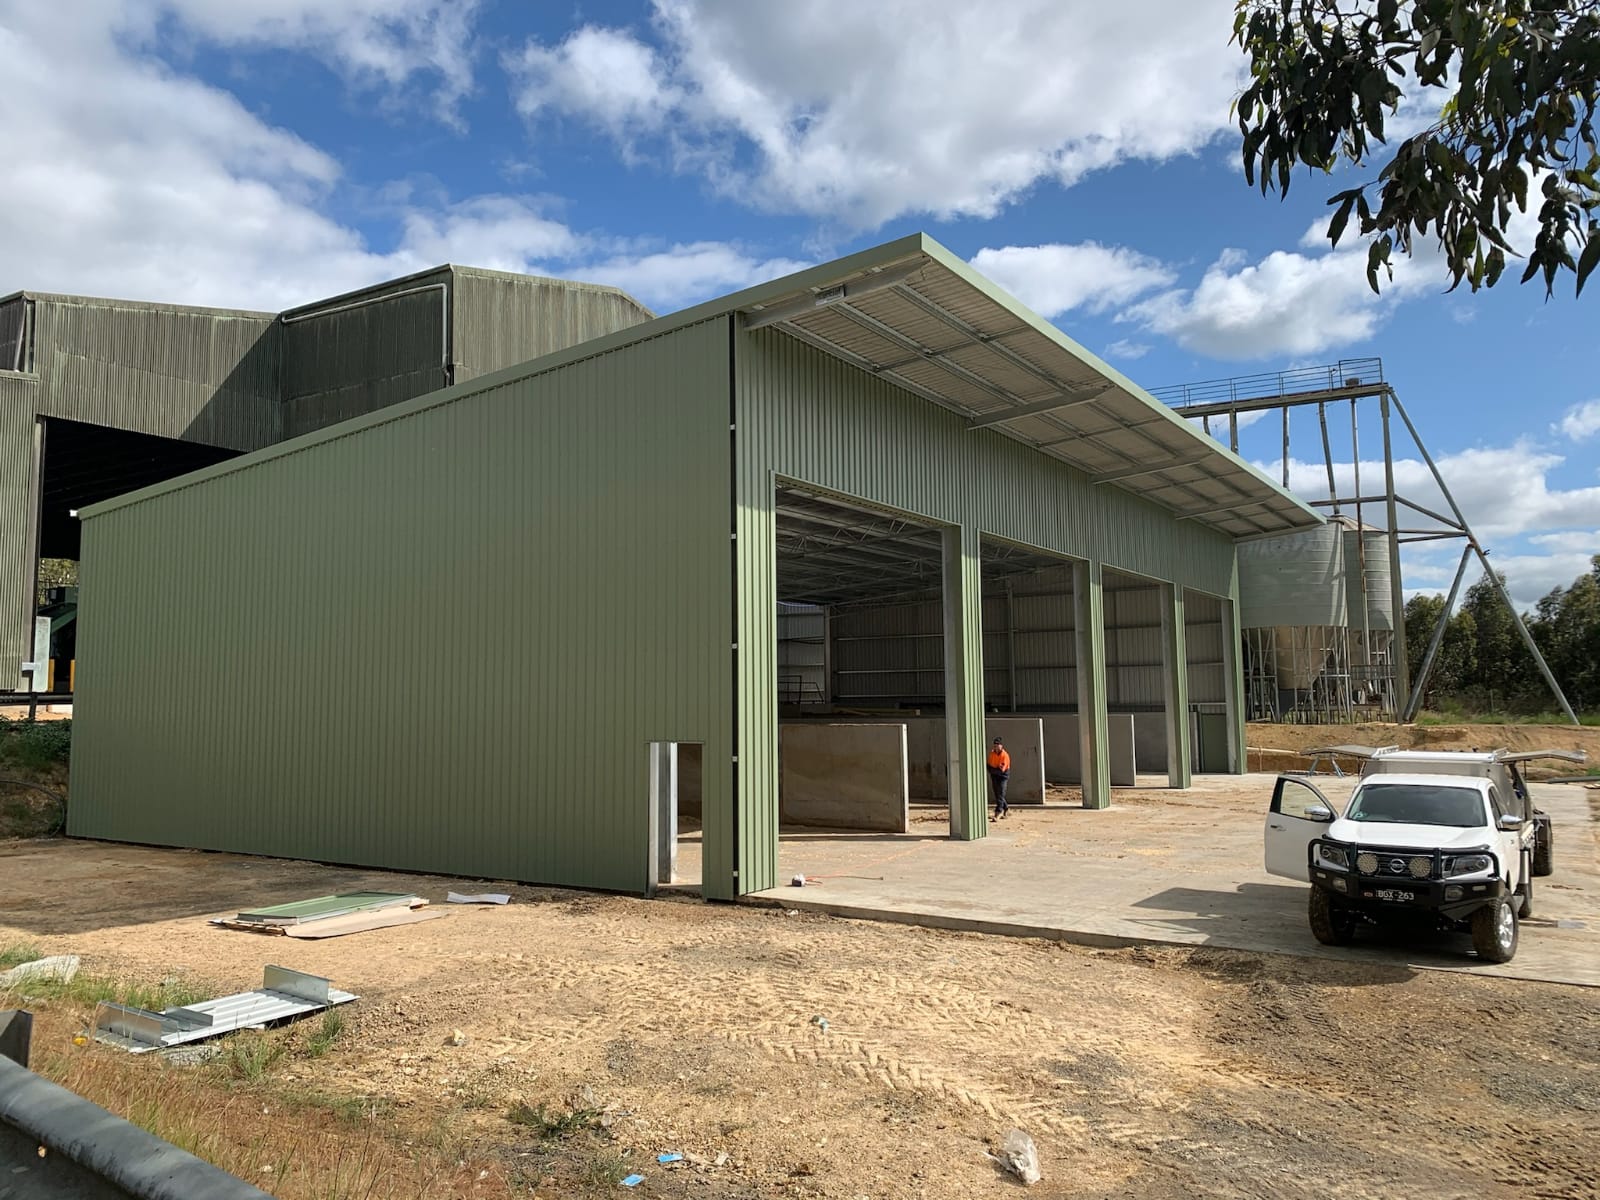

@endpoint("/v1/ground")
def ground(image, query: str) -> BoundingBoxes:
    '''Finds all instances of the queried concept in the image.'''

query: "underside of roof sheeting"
[743,236,1321,540]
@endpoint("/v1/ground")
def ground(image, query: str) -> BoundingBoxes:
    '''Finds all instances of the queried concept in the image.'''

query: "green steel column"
[1223,592,1247,774]
[1074,559,1110,810]
[941,523,986,839]
[1160,582,1191,789]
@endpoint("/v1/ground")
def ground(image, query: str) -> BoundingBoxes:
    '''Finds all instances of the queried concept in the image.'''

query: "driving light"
[1408,856,1432,879]
[1356,852,1379,875]
[1445,854,1494,878]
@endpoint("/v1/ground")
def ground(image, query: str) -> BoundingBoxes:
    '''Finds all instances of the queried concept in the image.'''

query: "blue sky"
[1,0,1595,608]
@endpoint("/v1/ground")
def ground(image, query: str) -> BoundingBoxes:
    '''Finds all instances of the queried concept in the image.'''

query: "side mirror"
[1497,813,1523,831]
[1305,805,1335,823]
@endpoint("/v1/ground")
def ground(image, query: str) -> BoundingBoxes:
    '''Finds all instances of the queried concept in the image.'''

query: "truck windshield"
[1346,783,1484,828]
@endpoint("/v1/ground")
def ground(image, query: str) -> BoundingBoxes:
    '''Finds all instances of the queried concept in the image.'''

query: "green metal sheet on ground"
[234,892,417,925]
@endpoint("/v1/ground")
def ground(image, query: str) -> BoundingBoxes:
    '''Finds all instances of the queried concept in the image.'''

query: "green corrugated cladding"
[69,319,732,893]
[281,273,451,439]
[732,327,1238,891]
[30,296,282,450]
[450,269,654,385]
[0,373,40,682]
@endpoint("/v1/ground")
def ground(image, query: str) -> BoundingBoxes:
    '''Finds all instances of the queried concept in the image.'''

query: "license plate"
[1372,888,1415,902]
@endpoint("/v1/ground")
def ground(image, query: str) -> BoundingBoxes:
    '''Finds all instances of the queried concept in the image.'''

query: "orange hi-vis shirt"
[987,747,1011,772]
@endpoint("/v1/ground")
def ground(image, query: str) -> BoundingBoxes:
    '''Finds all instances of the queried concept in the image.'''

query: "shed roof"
[724,234,1320,539]
[82,234,1322,536]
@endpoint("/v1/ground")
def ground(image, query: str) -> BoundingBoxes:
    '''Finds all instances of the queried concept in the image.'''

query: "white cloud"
[0,7,803,317]
[1255,442,1600,609]
[509,25,679,140]
[575,243,810,311]
[969,243,1175,317]
[1125,240,1437,360]
[508,0,1243,227]
[1554,400,1600,441]
[122,0,482,122]
[1528,530,1600,554]
[1103,339,1151,361]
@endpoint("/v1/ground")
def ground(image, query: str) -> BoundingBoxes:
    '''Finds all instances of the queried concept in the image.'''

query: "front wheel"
[1471,896,1519,964]
[1309,887,1356,946]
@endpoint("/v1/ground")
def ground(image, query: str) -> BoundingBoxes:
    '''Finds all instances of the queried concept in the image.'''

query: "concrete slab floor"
[677,773,1600,987]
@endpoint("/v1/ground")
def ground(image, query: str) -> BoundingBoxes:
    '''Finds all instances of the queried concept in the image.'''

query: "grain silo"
[1238,517,1399,721]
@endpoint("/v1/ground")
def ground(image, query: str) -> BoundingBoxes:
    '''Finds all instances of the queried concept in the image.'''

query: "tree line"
[1404,555,1600,714]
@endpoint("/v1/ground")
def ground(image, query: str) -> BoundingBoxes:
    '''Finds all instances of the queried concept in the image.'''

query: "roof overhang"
[736,235,1322,540]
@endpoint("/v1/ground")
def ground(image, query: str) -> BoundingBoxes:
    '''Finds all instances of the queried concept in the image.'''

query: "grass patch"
[0,717,72,772]
[0,941,42,969]
[582,1149,631,1189]
[506,1100,601,1140]
[11,972,211,1012]
[1415,707,1600,727]
[302,1008,345,1059]
[222,1031,287,1082]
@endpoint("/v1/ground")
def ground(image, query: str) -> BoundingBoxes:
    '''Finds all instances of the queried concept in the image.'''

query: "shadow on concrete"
[1130,883,1306,914]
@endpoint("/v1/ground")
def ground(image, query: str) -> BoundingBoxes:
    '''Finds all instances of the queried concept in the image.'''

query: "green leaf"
[1328,194,1356,245]
[1577,236,1600,298]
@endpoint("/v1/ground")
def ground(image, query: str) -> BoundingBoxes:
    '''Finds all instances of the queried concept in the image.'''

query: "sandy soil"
[2,838,1596,1199]
[1245,721,1600,777]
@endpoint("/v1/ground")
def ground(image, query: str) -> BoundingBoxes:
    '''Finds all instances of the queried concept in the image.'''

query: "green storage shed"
[68,234,1320,900]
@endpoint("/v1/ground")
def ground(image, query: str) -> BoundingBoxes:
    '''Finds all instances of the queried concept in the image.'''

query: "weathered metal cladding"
[71,319,732,895]
[281,282,448,439]
[1103,579,1167,708]
[735,327,1239,881]
[450,270,653,384]
[1182,589,1228,705]
[31,297,280,450]
[0,374,39,683]
[1237,524,1348,629]
[1341,528,1395,632]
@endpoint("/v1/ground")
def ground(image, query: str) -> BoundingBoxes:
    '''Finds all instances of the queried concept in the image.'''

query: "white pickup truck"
[1263,748,1584,964]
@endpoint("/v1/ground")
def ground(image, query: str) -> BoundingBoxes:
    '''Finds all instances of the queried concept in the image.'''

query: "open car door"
[1264,776,1339,882]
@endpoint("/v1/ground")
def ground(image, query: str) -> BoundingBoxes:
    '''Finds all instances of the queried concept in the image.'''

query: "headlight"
[1356,852,1379,875]
[1315,842,1349,870]
[1444,853,1494,878]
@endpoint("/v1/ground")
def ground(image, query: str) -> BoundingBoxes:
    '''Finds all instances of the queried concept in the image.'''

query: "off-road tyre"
[1308,887,1356,946]
[1471,896,1518,964]
[1532,815,1554,877]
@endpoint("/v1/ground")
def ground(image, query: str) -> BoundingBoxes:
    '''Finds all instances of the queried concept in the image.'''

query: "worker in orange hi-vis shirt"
[987,736,1011,821]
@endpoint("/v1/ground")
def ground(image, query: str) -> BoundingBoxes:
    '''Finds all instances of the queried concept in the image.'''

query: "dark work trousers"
[989,770,1009,815]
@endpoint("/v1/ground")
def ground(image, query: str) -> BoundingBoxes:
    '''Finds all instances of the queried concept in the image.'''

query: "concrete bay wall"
[779,723,909,832]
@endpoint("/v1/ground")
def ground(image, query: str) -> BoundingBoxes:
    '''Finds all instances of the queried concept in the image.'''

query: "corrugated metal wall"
[71,319,732,894]
[31,297,281,450]
[735,326,1238,888]
[1104,574,1166,709]
[0,374,39,684]
[280,277,449,438]
[776,603,826,703]
[1183,589,1228,704]
[451,270,653,384]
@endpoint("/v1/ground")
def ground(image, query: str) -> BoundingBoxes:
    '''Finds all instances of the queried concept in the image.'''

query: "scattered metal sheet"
[233,891,420,926]
[280,907,444,939]
[447,892,510,905]
[93,966,356,1053]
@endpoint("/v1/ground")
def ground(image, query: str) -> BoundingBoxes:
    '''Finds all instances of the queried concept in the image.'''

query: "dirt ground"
[3,839,1597,1200]
[1244,721,1600,777]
